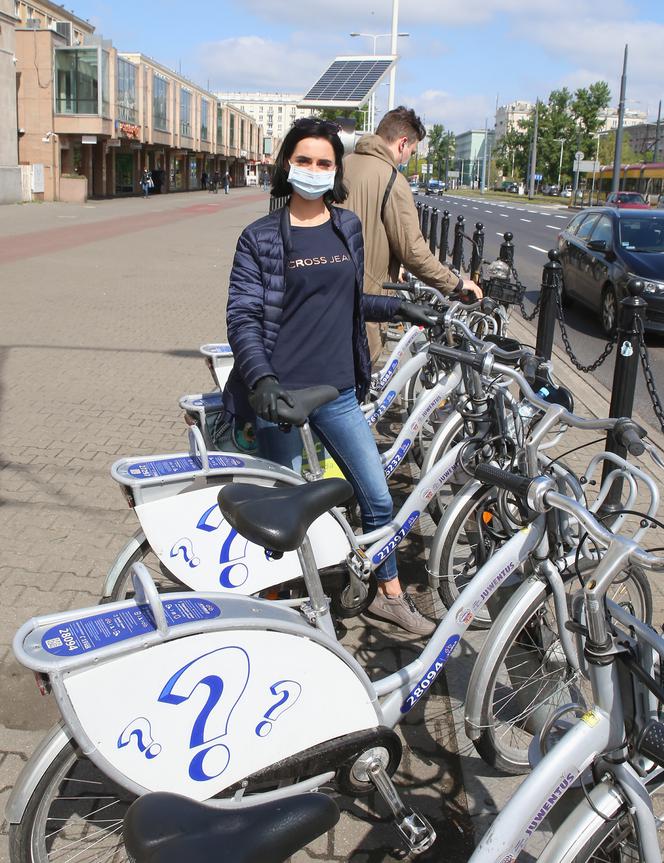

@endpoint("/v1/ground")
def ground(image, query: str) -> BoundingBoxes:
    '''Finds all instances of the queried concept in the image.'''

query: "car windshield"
[619,217,664,252]
[617,193,646,203]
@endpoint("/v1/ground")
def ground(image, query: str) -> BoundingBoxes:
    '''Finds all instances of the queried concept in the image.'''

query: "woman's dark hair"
[271,118,348,204]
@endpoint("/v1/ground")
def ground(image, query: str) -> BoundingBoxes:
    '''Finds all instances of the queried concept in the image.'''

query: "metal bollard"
[439,210,450,263]
[429,208,439,254]
[599,279,648,513]
[452,214,465,271]
[421,204,430,240]
[416,200,423,229]
[499,231,515,267]
[470,221,485,282]
[535,250,563,361]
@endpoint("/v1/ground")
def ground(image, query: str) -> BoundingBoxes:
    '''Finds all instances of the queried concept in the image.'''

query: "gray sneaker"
[367,591,436,636]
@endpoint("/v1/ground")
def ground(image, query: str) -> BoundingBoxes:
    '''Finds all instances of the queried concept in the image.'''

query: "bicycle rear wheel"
[9,737,133,863]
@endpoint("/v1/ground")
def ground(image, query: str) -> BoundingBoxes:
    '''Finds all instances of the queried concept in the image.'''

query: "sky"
[74,0,664,133]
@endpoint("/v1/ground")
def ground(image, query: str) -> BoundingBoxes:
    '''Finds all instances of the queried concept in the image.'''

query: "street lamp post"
[555,138,565,188]
[350,30,409,132]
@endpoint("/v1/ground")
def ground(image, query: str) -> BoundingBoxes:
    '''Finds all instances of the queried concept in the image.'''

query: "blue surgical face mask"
[288,162,336,200]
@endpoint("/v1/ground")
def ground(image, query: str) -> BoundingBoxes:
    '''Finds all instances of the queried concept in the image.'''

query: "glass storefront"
[170,156,185,190]
[189,157,198,187]
[55,48,98,114]
[115,152,134,194]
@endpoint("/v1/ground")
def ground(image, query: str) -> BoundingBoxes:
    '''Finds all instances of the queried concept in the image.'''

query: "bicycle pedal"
[394,810,436,855]
[638,719,664,768]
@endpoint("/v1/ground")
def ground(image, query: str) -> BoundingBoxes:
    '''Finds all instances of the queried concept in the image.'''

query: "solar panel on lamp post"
[350,32,409,132]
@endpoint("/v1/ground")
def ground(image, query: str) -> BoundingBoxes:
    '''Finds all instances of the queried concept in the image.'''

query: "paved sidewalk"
[1,190,663,863]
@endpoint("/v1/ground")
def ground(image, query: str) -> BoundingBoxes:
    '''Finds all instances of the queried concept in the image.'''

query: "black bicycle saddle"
[217,478,353,553]
[123,791,340,863]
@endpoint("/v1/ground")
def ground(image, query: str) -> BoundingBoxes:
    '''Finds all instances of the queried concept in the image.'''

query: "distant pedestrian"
[223,171,231,194]
[201,171,208,190]
[140,168,152,198]
[261,169,270,191]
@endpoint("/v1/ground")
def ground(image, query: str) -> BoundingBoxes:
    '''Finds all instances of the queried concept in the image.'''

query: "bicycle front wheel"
[538,773,664,862]
[473,566,652,775]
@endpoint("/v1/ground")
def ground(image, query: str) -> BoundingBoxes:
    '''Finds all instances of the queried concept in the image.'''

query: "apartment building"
[216,91,317,155]
[11,0,263,201]
[494,101,533,142]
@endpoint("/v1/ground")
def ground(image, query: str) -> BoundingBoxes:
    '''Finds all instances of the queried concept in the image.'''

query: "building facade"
[216,91,317,159]
[454,129,496,187]
[0,0,21,203]
[12,0,263,201]
[494,101,533,142]
[600,108,648,133]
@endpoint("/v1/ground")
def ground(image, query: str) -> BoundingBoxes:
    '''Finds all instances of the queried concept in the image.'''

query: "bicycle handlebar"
[471,465,664,571]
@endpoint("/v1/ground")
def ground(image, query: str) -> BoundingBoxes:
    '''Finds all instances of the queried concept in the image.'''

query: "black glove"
[251,376,295,424]
[395,300,440,328]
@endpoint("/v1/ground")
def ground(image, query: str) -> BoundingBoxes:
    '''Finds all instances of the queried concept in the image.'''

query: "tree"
[598,131,641,166]
[494,82,611,185]
[317,106,369,131]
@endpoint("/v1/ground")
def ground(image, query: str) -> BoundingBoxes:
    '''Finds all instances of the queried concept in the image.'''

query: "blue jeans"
[255,388,397,582]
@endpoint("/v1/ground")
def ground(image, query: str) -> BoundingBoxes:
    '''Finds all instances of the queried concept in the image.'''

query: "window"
[565,213,588,236]
[216,104,223,144]
[229,112,235,147]
[201,99,210,141]
[589,215,614,246]
[576,215,600,241]
[180,88,192,137]
[55,48,99,114]
[153,76,169,131]
[116,57,137,123]
[240,119,245,149]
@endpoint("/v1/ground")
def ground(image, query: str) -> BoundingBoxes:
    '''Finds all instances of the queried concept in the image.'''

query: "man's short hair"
[376,106,426,144]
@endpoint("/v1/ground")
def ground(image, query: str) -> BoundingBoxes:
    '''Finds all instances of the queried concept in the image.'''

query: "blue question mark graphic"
[255,680,302,737]
[170,537,200,568]
[158,646,250,782]
[196,504,249,588]
[117,716,162,759]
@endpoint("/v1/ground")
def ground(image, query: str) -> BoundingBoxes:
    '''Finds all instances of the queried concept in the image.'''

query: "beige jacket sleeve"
[382,172,462,293]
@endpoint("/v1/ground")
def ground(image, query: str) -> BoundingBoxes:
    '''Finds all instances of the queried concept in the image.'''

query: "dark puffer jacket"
[223,204,401,420]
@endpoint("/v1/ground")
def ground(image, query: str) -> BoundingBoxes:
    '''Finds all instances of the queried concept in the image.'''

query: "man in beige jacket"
[342,106,482,362]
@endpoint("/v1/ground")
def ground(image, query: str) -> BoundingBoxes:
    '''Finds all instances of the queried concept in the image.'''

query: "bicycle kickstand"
[363,755,436,854]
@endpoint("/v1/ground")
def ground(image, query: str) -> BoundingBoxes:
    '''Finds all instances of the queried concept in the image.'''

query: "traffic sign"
[574,150,585,162]
[534,173,543,181]
[577,160,600,173]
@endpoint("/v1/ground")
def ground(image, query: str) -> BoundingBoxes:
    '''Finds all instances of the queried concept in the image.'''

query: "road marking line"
[485,210,493,214]
[529,244,548,253]
[528,210,538,214]
[520,218,531,222]
[472,206,479,209]
[500,213,509,218]
[546,225,560,229]
[554,215,567,219]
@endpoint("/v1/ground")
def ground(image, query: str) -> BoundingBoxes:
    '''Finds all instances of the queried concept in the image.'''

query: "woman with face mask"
[223,118,437,636]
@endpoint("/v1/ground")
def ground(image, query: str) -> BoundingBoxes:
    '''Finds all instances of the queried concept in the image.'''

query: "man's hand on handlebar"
[252,376,295,424]
[459,278,483,301]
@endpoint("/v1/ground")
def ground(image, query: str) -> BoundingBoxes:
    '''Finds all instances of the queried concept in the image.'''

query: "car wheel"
[600,285,618,336]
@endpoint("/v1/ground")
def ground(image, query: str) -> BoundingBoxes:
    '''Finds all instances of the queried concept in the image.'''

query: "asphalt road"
[415,191,664,427]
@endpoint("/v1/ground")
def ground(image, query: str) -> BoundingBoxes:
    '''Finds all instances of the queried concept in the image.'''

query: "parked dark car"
[605,191,650,210]
[557,207,664,335]
[506,183,519,193]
